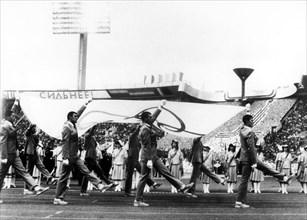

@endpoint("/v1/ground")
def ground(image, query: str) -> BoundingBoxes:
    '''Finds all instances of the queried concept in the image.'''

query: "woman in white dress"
[168,140,184,193]
[279,145,293,194]
[249,145,264,193]
[111,140,128,191]
[225,144,237,193]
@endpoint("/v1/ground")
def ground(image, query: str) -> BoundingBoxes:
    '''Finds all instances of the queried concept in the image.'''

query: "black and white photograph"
[0,1,306,219]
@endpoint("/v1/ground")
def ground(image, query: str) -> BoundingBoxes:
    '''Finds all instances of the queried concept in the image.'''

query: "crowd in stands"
[253,98,297,139]
[264,98,307,163]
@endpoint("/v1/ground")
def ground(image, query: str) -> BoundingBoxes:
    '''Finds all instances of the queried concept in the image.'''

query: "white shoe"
[98,183,113,193]
[134,200,149,207]
[34,186,50,196]
[35,186,50,195]
[235,202,250,209]
[80,193,90,196]
[179,183,194,193]
[152,183,162,190]
[24,189,34,195]
[186,193,198,198]
[54,198,68,205]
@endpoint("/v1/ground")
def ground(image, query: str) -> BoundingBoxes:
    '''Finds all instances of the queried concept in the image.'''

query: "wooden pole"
[78,33,88,90]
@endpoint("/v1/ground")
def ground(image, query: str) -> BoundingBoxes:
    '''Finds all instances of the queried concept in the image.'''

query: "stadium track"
[1,177,306,220]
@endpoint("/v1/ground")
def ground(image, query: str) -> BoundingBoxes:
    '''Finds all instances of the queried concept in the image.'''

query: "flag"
[19,94,245,139]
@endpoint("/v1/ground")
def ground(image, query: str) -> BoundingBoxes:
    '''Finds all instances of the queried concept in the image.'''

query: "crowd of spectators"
[2,96,306,180]
[263,98,307,162]
[254,98,297,139]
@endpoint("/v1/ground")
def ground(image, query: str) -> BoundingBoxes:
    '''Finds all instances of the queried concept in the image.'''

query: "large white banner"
[19,94,245,139]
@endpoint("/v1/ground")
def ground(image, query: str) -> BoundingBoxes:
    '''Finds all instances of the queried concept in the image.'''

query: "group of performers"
[1,98,306,208]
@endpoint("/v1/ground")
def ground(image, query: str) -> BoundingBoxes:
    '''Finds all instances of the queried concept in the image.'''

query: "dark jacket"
[62,105,86,160]
[138,109,165,161]
[0,119,18,158]
[189,137,203,163]
[24,134,39,155]
[127,126,141,159]
[84,133,97,159]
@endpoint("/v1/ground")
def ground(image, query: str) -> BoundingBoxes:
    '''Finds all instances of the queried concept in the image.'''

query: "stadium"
[2,72,307,173]
[1,1,307,219]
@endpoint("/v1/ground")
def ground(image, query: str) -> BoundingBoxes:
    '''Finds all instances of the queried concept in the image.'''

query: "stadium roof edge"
[1,81,303,102]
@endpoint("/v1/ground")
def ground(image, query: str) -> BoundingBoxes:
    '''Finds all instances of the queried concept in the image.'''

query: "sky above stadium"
[0,1,306,92]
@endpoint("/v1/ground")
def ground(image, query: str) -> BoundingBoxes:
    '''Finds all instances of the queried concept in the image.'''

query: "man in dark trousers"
[80,125,117,196]
[186,137,227,198]
[124,124,161,197]
[54,100,113,205]
[23,124,57,195]
[134,100,194,207]
[0,103,49,204]
[235,114,294,208]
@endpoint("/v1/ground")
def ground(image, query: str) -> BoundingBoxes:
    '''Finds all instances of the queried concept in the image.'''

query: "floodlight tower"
[233,68,254,102]
[52,2,110,90]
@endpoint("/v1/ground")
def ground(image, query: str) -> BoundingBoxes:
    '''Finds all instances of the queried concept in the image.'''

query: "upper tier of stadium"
[2,72,306,102]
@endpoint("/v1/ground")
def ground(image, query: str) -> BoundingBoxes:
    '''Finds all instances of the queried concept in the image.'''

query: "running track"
[1,177,306,220]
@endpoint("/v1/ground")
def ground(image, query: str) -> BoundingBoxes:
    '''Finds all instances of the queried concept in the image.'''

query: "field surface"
[1,176,306,220]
